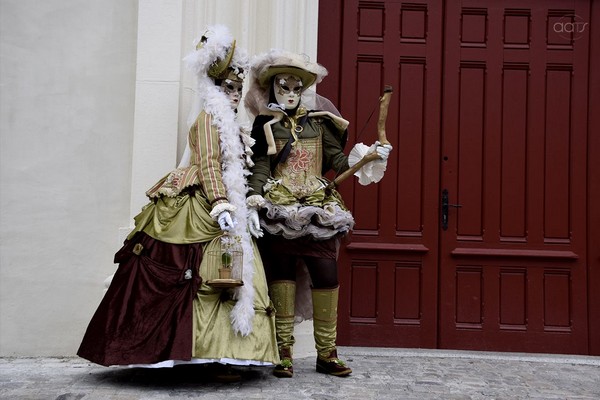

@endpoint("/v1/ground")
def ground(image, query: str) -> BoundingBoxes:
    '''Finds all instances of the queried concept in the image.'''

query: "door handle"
[441,189,462,231]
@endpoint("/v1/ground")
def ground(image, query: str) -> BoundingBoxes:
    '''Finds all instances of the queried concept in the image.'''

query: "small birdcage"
[205,232,244,288]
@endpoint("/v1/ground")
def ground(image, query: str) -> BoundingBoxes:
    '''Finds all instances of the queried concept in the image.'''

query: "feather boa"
[181,25,255,336]
[198,77,256,336]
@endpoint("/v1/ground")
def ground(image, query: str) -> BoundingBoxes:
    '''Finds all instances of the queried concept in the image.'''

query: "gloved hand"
[217,211,235,231]
[375,141,393,161]
[248,208,263,238]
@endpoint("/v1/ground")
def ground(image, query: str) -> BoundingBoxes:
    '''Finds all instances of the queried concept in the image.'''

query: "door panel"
[331,0,443,348]
[439,0,590,353]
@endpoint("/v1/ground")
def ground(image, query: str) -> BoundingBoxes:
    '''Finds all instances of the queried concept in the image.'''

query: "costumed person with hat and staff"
[244,49,393,377]
[77,25,279,374]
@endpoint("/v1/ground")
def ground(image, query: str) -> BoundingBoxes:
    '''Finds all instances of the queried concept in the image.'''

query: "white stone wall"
[0,0,139,356]
[0,0,319,357]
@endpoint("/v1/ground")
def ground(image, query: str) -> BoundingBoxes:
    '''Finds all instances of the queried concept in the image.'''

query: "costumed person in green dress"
[77,25,279,372]
[243,49,393,377]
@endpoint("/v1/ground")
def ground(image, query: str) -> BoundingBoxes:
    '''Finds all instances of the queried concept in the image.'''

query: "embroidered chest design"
[274,136,323,199]
[287,147,315,173]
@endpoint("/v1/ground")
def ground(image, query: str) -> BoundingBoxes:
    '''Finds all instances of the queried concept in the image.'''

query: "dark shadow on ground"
[82,363,271,389]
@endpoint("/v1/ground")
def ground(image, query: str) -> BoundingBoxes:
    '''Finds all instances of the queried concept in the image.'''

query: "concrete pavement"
[1,347,599,399]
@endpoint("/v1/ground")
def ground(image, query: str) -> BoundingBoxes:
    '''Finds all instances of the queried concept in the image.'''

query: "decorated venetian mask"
[274,74,303,110]
[220,78,244,109]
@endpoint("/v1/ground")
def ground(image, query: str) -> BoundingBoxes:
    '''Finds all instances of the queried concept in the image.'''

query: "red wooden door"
[439,0,590,353]
[317,0,597,354]
[321,0,444,348]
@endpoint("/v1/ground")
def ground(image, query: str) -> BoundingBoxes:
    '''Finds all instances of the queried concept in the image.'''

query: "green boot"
[269,280,296,378]
[312,286,352,377]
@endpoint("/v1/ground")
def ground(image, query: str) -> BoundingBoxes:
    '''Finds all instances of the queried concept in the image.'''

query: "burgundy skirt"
[77,232,202,366]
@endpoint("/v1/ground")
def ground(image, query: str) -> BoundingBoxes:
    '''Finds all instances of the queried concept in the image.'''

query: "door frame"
[588,0,600,356]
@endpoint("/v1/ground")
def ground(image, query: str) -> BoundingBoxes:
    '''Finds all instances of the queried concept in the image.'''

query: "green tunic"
[249,108,355,240]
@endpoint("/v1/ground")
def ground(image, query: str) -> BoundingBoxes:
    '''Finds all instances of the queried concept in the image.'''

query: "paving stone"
[0,348,599,399]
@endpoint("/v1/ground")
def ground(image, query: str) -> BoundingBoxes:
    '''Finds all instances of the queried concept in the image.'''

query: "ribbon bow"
[328,86,393,188]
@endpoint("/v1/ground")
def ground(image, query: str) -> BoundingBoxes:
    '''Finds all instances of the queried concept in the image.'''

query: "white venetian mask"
[220,79,244,109]
[274,74,303,110]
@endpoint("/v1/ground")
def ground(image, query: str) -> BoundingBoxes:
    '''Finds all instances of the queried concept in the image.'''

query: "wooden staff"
[328,85,393,188]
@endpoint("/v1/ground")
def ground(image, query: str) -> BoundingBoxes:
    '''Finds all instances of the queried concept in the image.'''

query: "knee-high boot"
[312,286,352,376]
[269,280,296,378]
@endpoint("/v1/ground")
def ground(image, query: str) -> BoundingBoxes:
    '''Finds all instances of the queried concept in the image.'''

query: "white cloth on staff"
[348,142,388,185]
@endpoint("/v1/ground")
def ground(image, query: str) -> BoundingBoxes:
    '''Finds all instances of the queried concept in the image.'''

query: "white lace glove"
[375,141,393,161]
[217,211,235,231]
[248,208,263,238]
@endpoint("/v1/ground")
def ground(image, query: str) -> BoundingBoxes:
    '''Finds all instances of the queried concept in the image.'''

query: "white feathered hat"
[183,24,248,82]
[252,49,328,89]
[245,49,328,118]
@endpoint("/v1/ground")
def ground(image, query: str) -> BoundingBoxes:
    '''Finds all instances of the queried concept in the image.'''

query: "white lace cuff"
[246,194,266,209]
[209,202,236,220]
